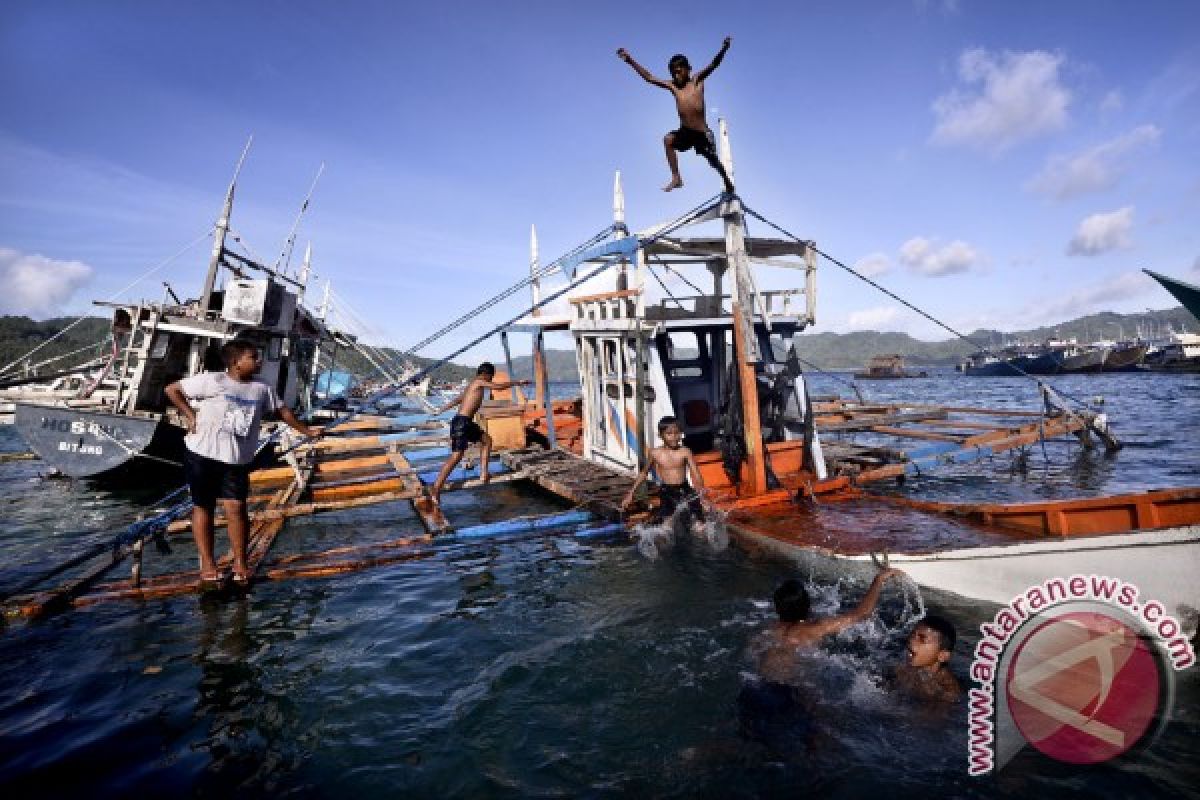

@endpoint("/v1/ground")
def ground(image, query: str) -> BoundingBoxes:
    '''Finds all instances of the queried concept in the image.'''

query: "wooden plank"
[867,425,967,443]
[413,497,451,534]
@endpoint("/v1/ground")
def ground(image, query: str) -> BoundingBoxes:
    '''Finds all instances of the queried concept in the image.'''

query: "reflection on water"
[1,372,1198,797]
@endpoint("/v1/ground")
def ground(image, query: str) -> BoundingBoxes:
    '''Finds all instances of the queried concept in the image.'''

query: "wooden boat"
[729,489,1200,630]
[11,155,340,480]
[853,354,927,379]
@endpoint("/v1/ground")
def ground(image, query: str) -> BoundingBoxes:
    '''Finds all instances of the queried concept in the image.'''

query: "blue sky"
[1,0,1198,362]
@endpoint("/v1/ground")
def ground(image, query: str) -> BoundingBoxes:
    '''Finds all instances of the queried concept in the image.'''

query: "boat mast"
[719,119,768,495]
[200,136,252,317]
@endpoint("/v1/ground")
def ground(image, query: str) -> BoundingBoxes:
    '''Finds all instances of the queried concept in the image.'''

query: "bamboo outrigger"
[5,121,1198,636]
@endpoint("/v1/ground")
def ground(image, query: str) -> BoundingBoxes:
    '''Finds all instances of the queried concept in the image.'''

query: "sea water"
[1,371,1198,797]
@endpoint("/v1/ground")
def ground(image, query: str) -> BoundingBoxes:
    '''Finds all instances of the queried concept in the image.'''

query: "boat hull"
[13,403,183,479]
[732,521,1200,633]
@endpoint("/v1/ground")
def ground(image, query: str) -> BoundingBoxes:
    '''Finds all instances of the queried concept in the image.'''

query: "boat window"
[671,366,703,378]
[665,331,700,361]
[605,383,620,399]
[603,340,618,375]
[641,386,656,403]
[623,382,634,398]
[149,334,169,360]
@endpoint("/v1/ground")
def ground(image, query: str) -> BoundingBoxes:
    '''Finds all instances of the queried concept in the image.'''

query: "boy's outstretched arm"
[696,36,732,82]
[622,459,655,510]
[279,406,322,438]
[616,47,670,89]
[814,568,903,637]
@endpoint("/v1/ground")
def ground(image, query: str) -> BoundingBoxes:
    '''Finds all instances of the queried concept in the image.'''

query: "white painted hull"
[734,524,1200,629]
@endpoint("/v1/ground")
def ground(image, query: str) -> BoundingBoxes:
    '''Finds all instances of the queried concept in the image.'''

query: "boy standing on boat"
[617,37,736,194]
[621,416,711,528]
[165,339,321,587]
[426,362,530,508]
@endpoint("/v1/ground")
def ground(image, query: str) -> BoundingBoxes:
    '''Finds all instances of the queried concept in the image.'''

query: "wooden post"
[535,329,557,449]
[130,539,144,588]
[529,224,541,316]
[723,194,767,496]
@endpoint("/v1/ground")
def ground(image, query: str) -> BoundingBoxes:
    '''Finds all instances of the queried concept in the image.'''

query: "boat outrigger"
[4,123,1198,641]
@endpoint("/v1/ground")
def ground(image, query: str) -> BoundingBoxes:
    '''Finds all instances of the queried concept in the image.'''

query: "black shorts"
[653,483,705,524]
[449,414,484,452]
[671,126,716,157]
[183,448,251,510]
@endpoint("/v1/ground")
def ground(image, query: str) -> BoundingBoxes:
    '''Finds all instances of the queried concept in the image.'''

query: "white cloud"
[931,49,1071,153]
[0,247,93,317]
[898,236,980,276]
[847,306,901,331]
[1027,125,1160,199]
[1100,89,1123,114]
[853,252,890,278]
[1067,207,1134,256]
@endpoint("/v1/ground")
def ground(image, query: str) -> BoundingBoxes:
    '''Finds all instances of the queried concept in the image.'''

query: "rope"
[0,229,214,379]
[395,225,617,359]
[739,205,1096,412]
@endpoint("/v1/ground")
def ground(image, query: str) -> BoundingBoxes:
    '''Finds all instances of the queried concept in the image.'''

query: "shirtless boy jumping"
[617,37,735,194]
[621,415,709,529]
[427,362,529,507]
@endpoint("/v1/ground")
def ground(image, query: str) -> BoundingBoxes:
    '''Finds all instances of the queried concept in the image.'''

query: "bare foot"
[663,176,683,192]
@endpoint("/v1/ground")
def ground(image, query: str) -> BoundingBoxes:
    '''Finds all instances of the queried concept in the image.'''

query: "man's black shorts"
[183,448,251,509]
[449,414,484,452]
[671,126,717,157]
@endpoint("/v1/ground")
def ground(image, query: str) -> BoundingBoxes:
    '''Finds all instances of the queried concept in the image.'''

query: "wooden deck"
[500,447,636,521]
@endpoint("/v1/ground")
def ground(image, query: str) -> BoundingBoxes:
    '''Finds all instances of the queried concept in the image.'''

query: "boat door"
[577,334,643,471]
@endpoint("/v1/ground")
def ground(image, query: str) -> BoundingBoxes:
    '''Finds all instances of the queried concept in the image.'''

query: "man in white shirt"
[165,339,320,587]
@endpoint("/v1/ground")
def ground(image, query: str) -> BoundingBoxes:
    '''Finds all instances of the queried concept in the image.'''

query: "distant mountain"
[6,305,1193,383]
[505,306,1198,378]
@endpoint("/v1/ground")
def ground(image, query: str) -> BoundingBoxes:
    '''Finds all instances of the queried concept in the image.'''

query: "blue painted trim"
[416,460,509,484]
[451,509,595,539]
[559,237,641,280]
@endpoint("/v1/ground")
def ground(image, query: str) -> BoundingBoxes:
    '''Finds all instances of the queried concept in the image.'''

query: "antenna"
[613,170,626,231]
[718,117,735,187]
[297,243,313,303]
[276,162,325,276]
[529,224,541,315]
[200,135,254,314]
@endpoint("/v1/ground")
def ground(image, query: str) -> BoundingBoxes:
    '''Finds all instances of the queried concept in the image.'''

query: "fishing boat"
[1058,340,1109,373]
[11,154,339,479]
[1102,339,1148,371]
[1141,332,1200,373]
[853,354,927,379]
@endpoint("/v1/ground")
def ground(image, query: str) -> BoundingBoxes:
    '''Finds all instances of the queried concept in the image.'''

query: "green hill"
[5,305,1194,383]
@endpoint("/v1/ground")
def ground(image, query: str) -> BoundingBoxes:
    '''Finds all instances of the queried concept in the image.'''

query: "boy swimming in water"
[758,569,904,683]
[427,362,530,507]
[616,38,735,194]
[893,615,962,703]
[621,415,710,528]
